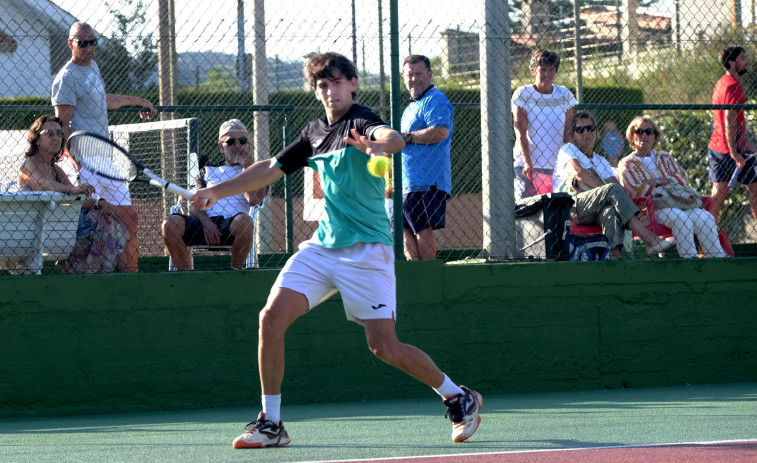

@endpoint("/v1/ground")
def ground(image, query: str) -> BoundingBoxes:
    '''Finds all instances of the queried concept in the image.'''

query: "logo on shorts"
[371,303,387,310]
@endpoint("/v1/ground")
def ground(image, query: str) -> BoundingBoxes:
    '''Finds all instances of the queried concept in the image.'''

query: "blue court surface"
[1,383,755,463]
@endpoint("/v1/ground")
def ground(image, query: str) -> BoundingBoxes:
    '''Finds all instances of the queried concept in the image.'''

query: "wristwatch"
[403,132,412,144]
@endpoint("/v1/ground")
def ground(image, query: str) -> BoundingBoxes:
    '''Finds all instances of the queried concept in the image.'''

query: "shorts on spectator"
[402,188,447,233]
[709,148,757,185]
[177,213,243,246]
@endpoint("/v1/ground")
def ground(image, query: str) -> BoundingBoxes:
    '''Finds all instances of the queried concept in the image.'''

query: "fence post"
[479,0,515,259]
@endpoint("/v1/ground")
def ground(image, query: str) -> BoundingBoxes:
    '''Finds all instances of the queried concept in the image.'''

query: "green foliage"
[98,0,157,93]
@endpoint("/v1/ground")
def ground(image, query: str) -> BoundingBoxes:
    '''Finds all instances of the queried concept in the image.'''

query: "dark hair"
[25,114,64,161]
[572,111,596,129]
[720,46,746,70]
[403,54,431,70]
[305,52,358,99]
[530,49,561,72]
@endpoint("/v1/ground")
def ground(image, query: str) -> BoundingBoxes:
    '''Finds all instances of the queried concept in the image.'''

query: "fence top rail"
[0,104,295,113]
[575,103,757,111]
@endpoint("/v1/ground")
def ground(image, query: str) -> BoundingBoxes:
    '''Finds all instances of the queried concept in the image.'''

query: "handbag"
[650,183,703,210]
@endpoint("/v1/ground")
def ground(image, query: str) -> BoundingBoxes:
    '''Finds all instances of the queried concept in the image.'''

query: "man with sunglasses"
[162,119,267,270]
[51,22,157,272]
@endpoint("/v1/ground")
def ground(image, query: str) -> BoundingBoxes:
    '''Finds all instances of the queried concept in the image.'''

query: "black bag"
[515,193,574,260]
[567,233,611,261]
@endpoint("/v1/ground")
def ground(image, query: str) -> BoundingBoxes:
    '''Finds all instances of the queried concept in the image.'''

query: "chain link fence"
[1,0,755,274]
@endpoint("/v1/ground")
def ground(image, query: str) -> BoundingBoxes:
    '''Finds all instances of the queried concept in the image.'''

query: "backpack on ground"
[567,233,611,261]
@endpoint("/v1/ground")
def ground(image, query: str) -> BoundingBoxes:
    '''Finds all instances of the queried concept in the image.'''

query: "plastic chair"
[167,194,264,271]
[633,195,734,257]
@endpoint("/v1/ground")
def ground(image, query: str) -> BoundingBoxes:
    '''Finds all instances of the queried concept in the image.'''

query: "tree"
[97,0,158,93]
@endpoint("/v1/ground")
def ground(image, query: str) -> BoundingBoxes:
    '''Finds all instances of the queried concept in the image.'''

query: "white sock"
[262,394,281,424]
[433,374,464,400]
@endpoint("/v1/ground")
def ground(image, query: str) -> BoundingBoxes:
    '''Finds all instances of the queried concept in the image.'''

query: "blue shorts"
[177,213,242,246]
[708,148,757,185]
[402,188,447,233]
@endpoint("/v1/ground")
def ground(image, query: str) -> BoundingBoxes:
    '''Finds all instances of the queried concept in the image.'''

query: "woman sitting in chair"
[619,115,726,258]
[18,114,129,273]
[553,111,675,259]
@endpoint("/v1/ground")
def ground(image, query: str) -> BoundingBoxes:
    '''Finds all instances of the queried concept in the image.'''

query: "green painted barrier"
[1,258,756,418]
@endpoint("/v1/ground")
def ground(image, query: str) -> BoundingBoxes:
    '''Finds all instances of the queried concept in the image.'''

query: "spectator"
[162,119,266,270]
[190,53,482,448]
[18,115,128,274]
[512,49,576,200]
[619,116,726,258]
[51,21,157,272]
[553,111,675,259]
[708,45,757,222]
[400,54,453,260]
[601,120,624,167]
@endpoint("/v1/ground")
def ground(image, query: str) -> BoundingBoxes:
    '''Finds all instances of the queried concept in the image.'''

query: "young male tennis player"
[190,52,482,448]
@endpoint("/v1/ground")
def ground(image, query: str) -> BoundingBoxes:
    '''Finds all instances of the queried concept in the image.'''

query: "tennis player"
[190,52,482,448]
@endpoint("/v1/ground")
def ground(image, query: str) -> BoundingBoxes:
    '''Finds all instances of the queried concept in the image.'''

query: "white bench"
[0,191,84,275]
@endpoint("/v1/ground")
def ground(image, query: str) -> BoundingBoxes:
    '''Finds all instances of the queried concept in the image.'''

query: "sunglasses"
[634,128,655,136]
[41,129,65,137]
[73,38,98,48]
[223,137,248,146]
[573,124,596,133]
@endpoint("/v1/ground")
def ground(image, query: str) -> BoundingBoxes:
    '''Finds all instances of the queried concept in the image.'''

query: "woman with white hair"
[619,115,726,258]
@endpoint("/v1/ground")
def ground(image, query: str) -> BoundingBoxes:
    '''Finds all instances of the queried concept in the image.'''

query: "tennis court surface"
[1,383,755,462]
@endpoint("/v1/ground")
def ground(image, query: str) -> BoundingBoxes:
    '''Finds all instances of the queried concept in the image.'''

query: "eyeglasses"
[72,38,98,48]
[573,124,596,133]
[41,129,65,137]
[634,128,655,136]
[223,137,248,146]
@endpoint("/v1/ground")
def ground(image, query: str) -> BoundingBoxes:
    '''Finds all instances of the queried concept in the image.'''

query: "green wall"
[1,258,756,418]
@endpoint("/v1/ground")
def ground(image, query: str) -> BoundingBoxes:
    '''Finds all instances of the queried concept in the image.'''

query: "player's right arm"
[723,109,747,168]
[191,159,284,211]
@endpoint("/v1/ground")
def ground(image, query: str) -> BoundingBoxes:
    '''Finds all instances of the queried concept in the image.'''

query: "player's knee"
[367,339,400,364]
[258,307,289,338]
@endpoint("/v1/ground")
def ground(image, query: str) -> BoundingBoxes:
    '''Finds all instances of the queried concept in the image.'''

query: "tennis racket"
[67,130,194,199]
[728,152,755,188]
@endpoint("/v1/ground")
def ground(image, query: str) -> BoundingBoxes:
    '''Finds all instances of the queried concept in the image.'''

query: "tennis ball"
[367,156,390,177]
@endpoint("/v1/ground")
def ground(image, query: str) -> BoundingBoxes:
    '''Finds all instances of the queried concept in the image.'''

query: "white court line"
[298,438,757,463]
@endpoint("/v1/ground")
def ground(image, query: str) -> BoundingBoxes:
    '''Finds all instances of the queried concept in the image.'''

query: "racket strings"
[70,136,137,181]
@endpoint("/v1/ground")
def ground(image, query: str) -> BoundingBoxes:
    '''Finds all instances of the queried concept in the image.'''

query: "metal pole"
[389,0,403,260]
[237,0,248,92]
[378,0,387,121]
[352,0,358,68]
[479,0,514,259]
[574,0,583,104]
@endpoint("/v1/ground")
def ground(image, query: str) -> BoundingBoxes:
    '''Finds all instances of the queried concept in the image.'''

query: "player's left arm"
[405,126,449,145]
[346,127,404,157]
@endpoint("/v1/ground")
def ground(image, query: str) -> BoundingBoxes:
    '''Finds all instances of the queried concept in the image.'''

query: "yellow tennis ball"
[367,156,390,177]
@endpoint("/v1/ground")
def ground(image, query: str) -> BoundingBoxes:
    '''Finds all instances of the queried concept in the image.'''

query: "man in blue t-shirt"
[399,55,454,260]
[191,52,482,449]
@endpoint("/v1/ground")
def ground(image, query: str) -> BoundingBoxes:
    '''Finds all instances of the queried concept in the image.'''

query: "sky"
[50,0,492,71]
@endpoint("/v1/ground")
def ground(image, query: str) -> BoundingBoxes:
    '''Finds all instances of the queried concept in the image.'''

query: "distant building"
[0,0,77,98]
[439,6,672,80]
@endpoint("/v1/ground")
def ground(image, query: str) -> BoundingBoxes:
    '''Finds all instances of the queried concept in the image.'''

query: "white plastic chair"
[167,194,264,271]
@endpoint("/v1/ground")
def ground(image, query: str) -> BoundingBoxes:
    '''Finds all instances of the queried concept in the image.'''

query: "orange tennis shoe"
[443,386,483,442]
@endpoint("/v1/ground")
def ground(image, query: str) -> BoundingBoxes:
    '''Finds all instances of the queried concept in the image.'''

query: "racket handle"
[163,182,195,199]
[728,168,741,188]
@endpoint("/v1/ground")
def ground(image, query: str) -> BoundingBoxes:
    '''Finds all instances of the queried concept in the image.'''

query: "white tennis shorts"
[79,169,132,206]
[271,239,396,324]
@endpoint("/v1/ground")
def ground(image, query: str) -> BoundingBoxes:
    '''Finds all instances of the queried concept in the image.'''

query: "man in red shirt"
[709,45,757,222]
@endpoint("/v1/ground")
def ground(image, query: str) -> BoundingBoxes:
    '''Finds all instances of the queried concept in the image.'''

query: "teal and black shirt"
[274,104,392,249]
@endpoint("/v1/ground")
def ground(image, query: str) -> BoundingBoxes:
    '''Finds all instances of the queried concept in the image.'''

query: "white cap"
[219,119,248,139]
